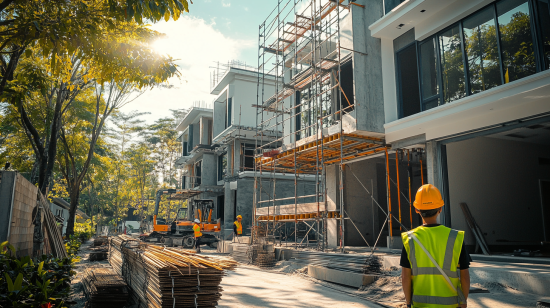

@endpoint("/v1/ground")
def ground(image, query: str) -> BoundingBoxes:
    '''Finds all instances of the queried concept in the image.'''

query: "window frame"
[395,41,422,118]
[415,0,548,113]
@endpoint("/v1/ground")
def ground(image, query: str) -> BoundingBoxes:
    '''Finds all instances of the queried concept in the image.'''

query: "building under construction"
[253,0,550,256]
[253,0,420,250]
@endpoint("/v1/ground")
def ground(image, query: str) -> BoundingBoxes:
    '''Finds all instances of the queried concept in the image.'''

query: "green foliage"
[74,220,94,242]
[0,241,76,308]
[64,236,83,259]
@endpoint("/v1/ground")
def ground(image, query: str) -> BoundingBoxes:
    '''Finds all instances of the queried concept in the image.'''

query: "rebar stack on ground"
[230,243,250,264]
[109,235,237,308]
[82,267,129,308]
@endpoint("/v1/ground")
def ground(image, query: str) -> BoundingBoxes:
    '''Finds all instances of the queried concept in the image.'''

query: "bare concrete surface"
[218,266,384,308]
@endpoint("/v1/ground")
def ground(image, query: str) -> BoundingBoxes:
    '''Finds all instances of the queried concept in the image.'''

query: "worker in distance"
[401,184,471,308]
[193,219,203,253]
[234,215,243,237]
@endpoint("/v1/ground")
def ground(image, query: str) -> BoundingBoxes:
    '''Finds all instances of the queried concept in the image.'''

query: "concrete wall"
[201,153,218,186]
[200,118,211,145]
[213,91,227,138]
[351,0,385,134]
[447,137,550,246]
[192,122,200,148]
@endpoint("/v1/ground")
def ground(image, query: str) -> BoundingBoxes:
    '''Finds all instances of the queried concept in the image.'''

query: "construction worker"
[234,215,243,237]
[401,184,471,308]
[193,219,203,253]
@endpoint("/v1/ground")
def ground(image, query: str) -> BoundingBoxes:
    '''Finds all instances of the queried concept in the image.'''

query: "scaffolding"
[253,0,428,253]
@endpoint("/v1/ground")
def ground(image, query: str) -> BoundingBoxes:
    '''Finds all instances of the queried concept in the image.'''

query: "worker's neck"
[422,215,439,225]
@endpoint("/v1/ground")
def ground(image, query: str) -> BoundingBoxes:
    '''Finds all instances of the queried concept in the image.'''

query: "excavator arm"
[153,189,177,231]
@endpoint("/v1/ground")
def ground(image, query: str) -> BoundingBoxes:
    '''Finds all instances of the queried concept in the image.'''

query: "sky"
[120,0,281,124]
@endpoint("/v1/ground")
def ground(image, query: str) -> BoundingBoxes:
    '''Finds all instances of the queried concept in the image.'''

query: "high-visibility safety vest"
[402,225,466,307]
[193,224,202,238]
[234,221,242,235]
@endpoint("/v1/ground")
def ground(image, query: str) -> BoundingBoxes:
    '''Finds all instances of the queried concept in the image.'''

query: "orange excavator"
[140,189,221,248]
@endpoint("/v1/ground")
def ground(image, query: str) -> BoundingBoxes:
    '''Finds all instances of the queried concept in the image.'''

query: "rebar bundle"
[82,267,129,308]
[109,235,237,308]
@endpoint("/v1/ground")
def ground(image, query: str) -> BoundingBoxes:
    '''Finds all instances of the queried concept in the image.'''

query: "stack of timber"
[460,203,491,255]
[82,267,129,307]
[109,235,237,308]
[94,236,109,246]
[38,193,68,258]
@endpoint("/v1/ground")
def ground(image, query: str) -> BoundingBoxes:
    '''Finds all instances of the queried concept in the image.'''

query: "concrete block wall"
[350,0,385,134]
[201,153,218,186]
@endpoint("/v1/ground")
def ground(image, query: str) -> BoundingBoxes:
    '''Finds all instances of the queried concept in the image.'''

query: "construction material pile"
[230,243,250,263]
[82,267,129,308]
[363,255,382,274]
[109,235,237,308]
[94,237,109,246]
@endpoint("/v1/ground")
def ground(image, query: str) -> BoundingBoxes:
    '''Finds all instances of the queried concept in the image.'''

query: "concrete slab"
[469,261,550,296]
[387,236,403,249]
[471,254,550,265]
[308,265,378,289]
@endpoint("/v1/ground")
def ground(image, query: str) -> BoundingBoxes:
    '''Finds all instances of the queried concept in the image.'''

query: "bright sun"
[153,39,170,54]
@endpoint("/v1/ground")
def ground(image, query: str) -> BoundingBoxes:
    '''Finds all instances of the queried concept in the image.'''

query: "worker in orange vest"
[234,215,243,237]
[193,219,203,253]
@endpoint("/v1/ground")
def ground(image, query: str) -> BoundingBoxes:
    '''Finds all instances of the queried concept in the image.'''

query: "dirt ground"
[68,241,542,308]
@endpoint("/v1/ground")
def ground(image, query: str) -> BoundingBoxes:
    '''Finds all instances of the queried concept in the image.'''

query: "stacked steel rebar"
[109,235,237,308]
[82,267,129,308]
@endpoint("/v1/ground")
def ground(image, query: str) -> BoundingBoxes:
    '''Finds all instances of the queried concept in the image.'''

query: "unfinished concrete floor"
[218,266,383,308]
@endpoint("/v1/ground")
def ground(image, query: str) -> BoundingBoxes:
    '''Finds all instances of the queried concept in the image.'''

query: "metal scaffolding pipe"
[395,150,402,231]
[385,148,393,237]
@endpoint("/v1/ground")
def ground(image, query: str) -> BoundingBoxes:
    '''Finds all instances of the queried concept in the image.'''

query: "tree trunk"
[66,188,80,236]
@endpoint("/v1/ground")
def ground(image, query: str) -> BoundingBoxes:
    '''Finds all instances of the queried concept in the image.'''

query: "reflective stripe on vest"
[402,226,466,307]
[193,224,202,237]
[234,221,242,235]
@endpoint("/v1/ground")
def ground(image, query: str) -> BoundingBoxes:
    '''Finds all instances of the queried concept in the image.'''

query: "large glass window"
[463,6,503,94]
[497,0,537,83]
[218,154,227,181]
[536,0,550,69]
[439,24,466,103]
[420,38,440,110]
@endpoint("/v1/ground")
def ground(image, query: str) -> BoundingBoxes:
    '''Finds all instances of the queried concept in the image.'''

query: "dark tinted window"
[419,38,440,109]
[536,0,550,69]
[396,44,421,118]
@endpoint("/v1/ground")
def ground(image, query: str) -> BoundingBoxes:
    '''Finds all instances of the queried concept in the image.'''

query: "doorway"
[541,180,550,242]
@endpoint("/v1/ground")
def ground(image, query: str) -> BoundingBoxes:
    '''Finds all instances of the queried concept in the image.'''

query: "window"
[463,6,503,94]
[497,0,537,83]
[187,125,194,153]
[439,24,466,103]
[396,44,421,118]
[226,98,232,128]
[410,0,548,115]
[194,160,202,187]
[536,0,550,70]
[218,154,227,181]
[419,38,440,109]
[241,144,255,171]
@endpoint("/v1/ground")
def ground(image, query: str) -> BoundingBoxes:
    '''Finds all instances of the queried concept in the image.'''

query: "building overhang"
[384,70,550,144]
[369,0,459,40]
[175,107,213,131]
[210,67,277,95]
[212,125,280,145]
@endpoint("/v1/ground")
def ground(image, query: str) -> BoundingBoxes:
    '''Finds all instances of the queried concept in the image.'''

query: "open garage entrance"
[445,121,550,256]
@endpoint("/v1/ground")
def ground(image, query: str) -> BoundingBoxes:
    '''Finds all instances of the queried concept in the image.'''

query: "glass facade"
[397,0,550,118]
[463,6,502,94]
[497,0,537,83]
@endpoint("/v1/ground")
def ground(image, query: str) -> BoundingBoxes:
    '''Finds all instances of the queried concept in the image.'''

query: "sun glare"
[153,39,170,55]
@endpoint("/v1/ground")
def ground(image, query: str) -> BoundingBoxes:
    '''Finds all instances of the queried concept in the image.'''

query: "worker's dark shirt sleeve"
[233,222,237,234]
[400,242,471,269]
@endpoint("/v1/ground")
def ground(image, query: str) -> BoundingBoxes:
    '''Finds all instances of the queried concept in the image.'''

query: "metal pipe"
[420,150,424,185]
[407,149,413,229]
[385,148,393,237]
[395,150,402,231]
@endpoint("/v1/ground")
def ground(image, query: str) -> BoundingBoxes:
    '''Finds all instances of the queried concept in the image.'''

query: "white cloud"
[120,16,253,124]
[222,0,230,7]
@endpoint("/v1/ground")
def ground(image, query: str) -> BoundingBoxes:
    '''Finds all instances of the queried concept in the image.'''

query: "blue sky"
[121,0,281,123]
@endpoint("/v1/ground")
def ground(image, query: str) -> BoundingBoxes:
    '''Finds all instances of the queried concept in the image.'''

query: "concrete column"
[223,183,234,231]
[233,139,241,174]
[192,123,200,149]
[201,153,217,186]
[425,141,451,226]
[352,0,385,133]
[236,178,253,235]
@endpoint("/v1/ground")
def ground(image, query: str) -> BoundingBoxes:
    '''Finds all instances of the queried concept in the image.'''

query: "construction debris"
[82,267,129,308]
[109,235,237,308]
[93,237,109,247]
[363,255,382,274]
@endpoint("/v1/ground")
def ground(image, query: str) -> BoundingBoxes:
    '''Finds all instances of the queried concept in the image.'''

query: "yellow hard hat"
[413,184,444,210]
[237,215,242,219]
